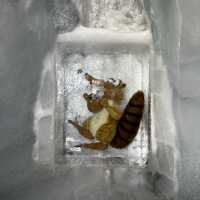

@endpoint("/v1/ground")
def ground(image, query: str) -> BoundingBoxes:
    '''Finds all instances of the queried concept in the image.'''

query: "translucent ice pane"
[55,50,149,166]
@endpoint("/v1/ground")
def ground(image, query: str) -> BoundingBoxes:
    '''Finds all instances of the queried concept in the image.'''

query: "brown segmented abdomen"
[110,91,144,149]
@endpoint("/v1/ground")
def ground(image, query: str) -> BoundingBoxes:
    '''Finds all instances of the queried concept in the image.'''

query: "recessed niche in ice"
[55,48,150,167]
[73,0,148,32]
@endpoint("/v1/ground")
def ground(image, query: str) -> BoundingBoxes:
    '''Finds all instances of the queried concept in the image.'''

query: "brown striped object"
[110,91,145,149]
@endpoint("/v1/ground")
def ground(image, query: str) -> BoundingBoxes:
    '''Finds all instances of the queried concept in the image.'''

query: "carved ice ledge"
[57,26,152,52]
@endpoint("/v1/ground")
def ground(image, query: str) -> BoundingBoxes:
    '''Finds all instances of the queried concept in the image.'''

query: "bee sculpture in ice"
[68,73,144,150]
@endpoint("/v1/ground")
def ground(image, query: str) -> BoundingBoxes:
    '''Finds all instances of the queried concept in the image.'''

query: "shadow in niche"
[0,0,79,197]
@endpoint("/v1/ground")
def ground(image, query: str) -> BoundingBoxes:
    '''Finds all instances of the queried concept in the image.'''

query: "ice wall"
[0,0,78,197]
[145,0,200,199]
[1,0,200,200]
[177,1,200,199]
[142,0,181,198]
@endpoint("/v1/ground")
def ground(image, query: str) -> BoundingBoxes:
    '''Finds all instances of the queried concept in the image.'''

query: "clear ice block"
[55,47,150,167]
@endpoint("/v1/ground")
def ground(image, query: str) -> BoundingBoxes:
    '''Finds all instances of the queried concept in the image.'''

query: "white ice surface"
[57,26,152,48]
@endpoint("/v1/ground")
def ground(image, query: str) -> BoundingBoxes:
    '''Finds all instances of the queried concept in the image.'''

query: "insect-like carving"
[68,73,144,150]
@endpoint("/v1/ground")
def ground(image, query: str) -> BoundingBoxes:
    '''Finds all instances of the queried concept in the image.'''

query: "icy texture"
[73,0,148,32]
[59,52,149,166]
[0,0,187,199]
[145,0,180,198]
[50,0,79,33]
[33,52,55,164]
[177,0,200,199]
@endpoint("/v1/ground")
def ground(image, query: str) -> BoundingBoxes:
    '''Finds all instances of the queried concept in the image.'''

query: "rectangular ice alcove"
[74,0,147,33]
[53,0,151,167]
[55,44,150,167]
